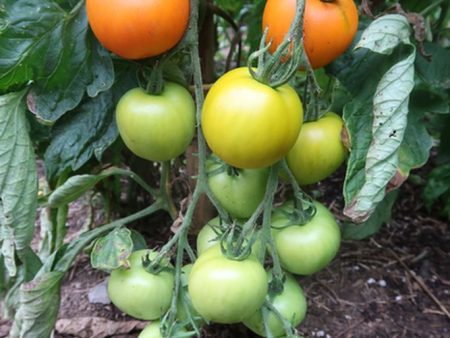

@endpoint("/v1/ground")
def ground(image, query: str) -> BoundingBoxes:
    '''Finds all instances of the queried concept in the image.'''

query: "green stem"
[420,0,444,16]
[159,161,177,220]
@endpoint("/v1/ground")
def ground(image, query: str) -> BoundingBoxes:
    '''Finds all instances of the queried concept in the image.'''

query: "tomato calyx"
[248,0,307,88]
[142,252,173,274]
[218,222,259,261]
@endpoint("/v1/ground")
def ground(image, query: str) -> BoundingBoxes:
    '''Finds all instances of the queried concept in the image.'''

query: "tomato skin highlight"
[243,273,307,337]
[272,201,341,275]
[202,67,303,169]
[86,0,190,59]
[263,0,359,69]
[188,245,268,323]
[107,250,174,320]
[287,112,347,185]
[115,83,195,162]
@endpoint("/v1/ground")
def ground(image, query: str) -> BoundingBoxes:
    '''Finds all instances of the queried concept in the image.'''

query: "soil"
[1,168,449,338]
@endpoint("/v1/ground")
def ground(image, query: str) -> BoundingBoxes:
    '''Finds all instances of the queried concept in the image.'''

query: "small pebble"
[367,278,376,285]
[395,295,403,301]
[316,330,325,337]
[88,279,111,305]
[378,280,387,287]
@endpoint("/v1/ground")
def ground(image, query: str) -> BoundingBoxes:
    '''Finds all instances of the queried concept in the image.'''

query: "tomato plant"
[86,0,190,59]
[287,112,347,185]
[263,0,359,68]
[107,250,174,320]
[138,322,163,338]
[202,67,303,169]
[272,201,341,275]
[188,245,268,323]
[207,157,269,218]
[243,273,307,337]
[116,83,196,162]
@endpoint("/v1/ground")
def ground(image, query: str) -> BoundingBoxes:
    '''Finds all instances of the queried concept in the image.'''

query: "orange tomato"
[263,0,359,69]
[86,0,190,60]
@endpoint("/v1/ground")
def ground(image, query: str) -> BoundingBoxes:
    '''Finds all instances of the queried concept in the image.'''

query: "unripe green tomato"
[196,219,265,258]
[138,322,162,338]
[287,112,347,185]
[207,157,269,219]
[272,201,341,275]
[116,82,195,162]
[188,245,268,323]
[243,273,307,337]
[107,250,174,320]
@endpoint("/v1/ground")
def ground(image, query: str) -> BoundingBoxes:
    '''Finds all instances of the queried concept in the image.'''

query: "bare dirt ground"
[1,169,449,338]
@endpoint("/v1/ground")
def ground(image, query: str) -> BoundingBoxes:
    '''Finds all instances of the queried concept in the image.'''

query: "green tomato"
[243,273,307,337]
[116,82,195,162]
[286,112,347,185]
[196,220,265,258]
[107,250,174,320]
[272,201,341,275]
[138,322,162,338]
[188,245,268,323]
[207,156,269,218]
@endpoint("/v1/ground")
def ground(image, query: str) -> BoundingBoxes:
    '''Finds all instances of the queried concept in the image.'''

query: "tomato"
[243,273,307,337]
[116,83,195,162]
[286,112,347,185]
[263,0,359,69]
[197,219,265,258]
[202,67,303,169]
[188,245,268,323]
[107,250,174,320]
[207,157,269,218]
[272,201,341,275]
[86,0,189,59]
[138,322,162,338]
[138,321,187,338]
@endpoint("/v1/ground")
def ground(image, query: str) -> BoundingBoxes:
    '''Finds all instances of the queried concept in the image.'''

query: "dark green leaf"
[0,91,37,276]
[415,42,450,90]
[409,85,449,115]
[91,227,134,272]
[130,229,147,251]
[0,0,113,122]
[423,163,450,220]
[44,65,137,182]
[343,191,398,240]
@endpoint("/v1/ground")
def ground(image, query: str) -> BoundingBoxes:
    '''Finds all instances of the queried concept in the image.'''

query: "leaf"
[0,91,38,277]
[48,174,107,208]
[343,191,398,240]
[10,271,64,338]
[355,15,412,54]
[423,163,450,220]
[44,65,138,182]
[415,42,450,89]
[338,15,417,223]
[91,227,134,272]
[0,0,113,122]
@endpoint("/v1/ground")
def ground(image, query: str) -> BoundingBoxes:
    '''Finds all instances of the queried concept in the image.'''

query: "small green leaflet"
[0,91,37,277]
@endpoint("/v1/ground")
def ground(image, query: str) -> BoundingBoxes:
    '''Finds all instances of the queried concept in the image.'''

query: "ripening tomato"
[202,67,303,169]
[287,112,347,185]
[116,83,195,162]
[188,245,268,323]
[243,273,307,337]
[263,0,359,68]
[107,250,174,320]
[272,201,341,275]
[86,0,190,59]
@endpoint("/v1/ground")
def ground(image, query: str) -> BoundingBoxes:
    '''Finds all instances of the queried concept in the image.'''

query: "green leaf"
[10,271,64,338]
[91,227,134,272]
[0,0,113,122]
[423,163,450,220]
[415,42,450,90]
[343,191,398,240]
[44,65,137,182]
[48,174,107,208]
[341,15,416,223]
[0,91,38,276]
[409,85,449,115]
